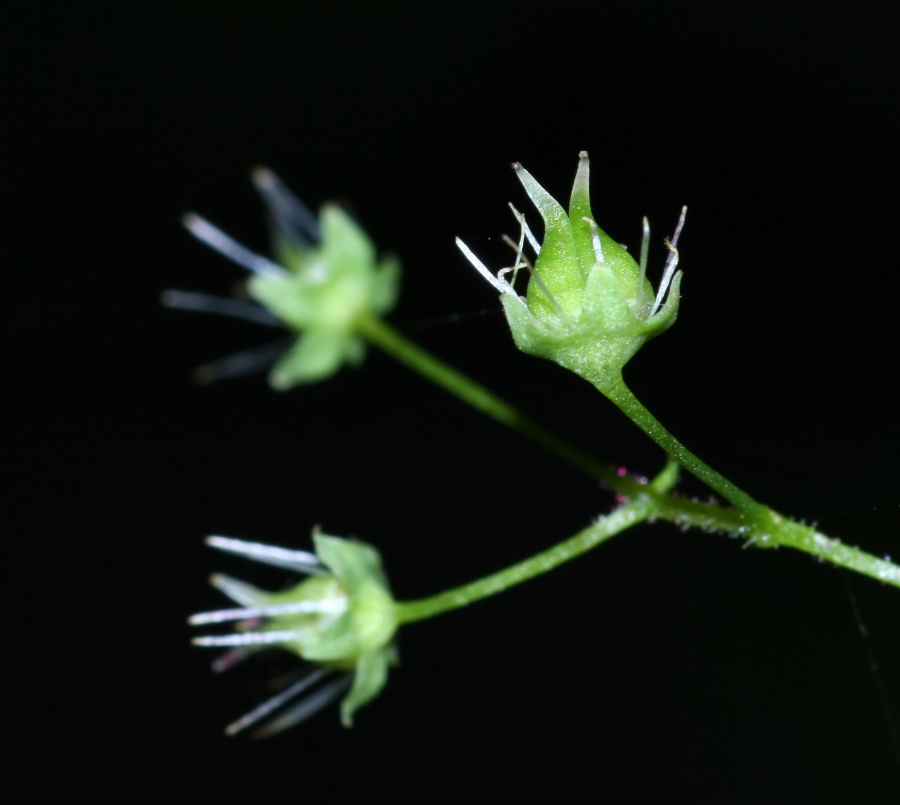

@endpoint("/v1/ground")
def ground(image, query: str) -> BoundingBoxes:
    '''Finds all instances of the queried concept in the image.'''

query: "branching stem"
[355,313,900,601]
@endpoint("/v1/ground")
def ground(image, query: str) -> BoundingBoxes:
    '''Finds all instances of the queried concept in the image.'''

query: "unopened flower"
[456,152,685,389]
[190,531,398,736]
[164,169,400,389]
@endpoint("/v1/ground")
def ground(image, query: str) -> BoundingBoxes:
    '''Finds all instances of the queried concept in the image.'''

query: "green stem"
[597,374,900,586]
[357,313,776,536]
[356,313,900,592]
[600,372,762,516]
[355,311,622,489]
[357,315,760,534]
[770,516,900,585]
[395,492,900,626]
[396,497,654,624]
[396,501,900,626]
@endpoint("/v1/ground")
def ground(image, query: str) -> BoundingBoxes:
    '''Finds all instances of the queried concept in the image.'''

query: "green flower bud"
[190,530,398,736]
[456,152,685,388]
[167,168,400,389]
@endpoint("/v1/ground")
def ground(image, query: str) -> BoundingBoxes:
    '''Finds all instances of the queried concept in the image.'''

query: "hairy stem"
[396,496,900,627]
[396,497,655,624]
[357,314,900,592]
[600,372,762,516]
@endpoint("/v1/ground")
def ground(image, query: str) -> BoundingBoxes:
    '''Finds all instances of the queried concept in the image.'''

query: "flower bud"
[457,152,684,388]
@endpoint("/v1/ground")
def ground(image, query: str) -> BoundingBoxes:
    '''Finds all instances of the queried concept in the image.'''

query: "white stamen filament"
[189,598,347,625]
[160,289,282,327]
[192,629,311,647]
[500,233,526,289]
[182,213,288,279]
[507,209,527,287]
[644,208,687,317]
[508,203,541,254]
[671,205,688,248]
[650,240,680,317]
[205,535,326,575]
[191,338,293,386]
[224,668,330,736]
[251,166,321,244]
[249,675,353,738]
[455,237,515,294]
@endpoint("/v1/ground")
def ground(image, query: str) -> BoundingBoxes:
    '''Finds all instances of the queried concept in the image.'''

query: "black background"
[6,2,900,802]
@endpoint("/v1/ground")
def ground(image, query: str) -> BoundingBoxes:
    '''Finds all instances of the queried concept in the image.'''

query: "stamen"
[508,203,541,254]
[250,675,353,739]
[455,237,515,295]
[192,629,310,647]
[182,213,288,279]
[670,205,688,248]
[636,217,650,313]
[205,535,327,574]
[224,668,330,736]
[189,599,347,625]
[501,229,526,289]
[647,207,687,318]
[650,240,680,317]
[508,208,527,287]
[251,167,321,245]
[160,289,282,327]
[191,338,294,385]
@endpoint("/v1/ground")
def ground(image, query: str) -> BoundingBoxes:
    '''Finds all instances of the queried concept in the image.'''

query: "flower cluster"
[190,531,398,737]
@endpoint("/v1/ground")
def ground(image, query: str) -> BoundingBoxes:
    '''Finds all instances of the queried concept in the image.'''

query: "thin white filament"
[455,237,515,294]
[205,535,326,575]
[182,213,288,279]
[160,289,282,327]
[508,203,541,255]
[505,209,527,287]
[251,166,321,245]
[671,205,688,248]
[654,206,687,289]
[650,240,680,317]
[192,629,309,647]
[224,668,330,736]
[191,338,294,385]
[648,207,686,318]
[250,675,353,739]
[189,598,347,625]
